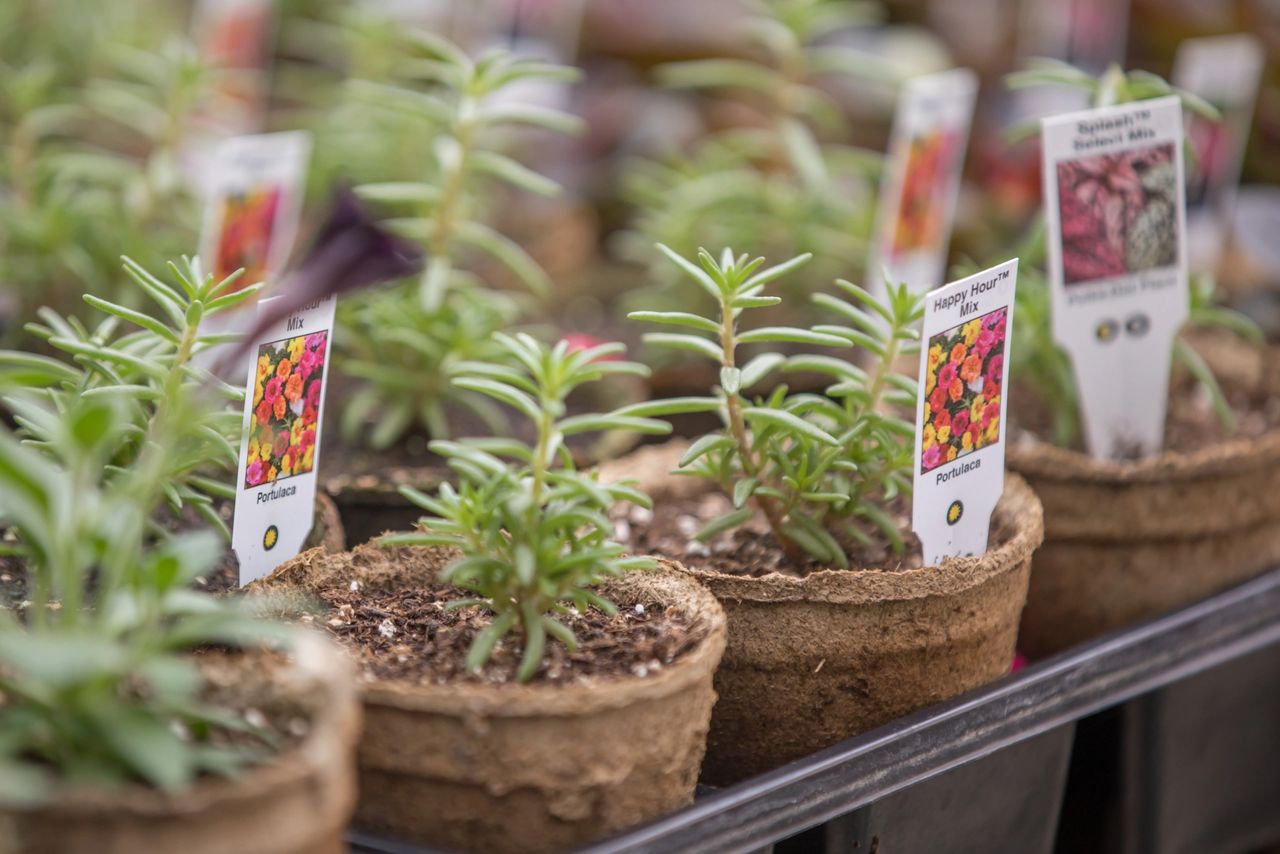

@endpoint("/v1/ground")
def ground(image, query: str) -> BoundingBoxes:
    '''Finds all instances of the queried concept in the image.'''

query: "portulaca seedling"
[333,26,583,446]
[0,257,258,537]
[383,333,670,681]
[629,244,923,568]
[0,387,289,802]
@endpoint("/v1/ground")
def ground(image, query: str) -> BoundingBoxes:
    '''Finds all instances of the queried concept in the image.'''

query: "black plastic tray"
[351,567,1280,854]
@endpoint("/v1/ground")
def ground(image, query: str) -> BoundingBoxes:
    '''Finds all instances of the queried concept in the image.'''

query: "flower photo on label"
[213,184,283,287]
[1056,142,1178,285]
[892,128,961,256]
[244,330,326,488]
[922,307,1006,473]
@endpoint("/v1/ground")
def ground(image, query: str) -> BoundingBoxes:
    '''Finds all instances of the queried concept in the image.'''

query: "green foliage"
[0,258,259,538]
[619,0,935,310]
[1005,58,1219,145]
[0,29,213,346]
[383,333,666,681]
[0,389,289,802]
[325,20,583,446]
[991,62,1257,449]
[632,245,922,568]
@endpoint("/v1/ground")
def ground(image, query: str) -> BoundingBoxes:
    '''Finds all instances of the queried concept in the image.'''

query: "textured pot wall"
[260,545,727,854]
[1,636,361,854]
[1010,431,1280,657]
[603,440,1043,784]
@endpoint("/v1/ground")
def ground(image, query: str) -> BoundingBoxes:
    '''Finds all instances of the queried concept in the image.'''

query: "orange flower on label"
[276,357,292,379]
[960,354,982,384]
[950,343,966,363]
[948,378,964,402]
[285,373,303,403]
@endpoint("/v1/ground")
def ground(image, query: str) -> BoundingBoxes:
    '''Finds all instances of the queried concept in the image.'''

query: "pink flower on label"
[974,328,996,359]
[938,361,958,389]
[264,376,283,404]
[247,459,265,486]
[985,354,1004,389]
[923,444,943,471]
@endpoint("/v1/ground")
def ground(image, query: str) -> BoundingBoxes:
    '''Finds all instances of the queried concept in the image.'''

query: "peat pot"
[260,543,728,854]
[603,441,1044,784]
[0,635,361,854]
[1008,430,1280,658]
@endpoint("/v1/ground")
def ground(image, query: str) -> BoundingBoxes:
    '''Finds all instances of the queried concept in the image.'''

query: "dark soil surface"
[612,490,926,578]
[310,579,702,687]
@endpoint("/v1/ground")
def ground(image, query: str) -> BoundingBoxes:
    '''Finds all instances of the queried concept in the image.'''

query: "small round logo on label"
[1095,320,1119,343]
[946,500,964,526]
[263,525,279,551]
[1125,313,1150,337]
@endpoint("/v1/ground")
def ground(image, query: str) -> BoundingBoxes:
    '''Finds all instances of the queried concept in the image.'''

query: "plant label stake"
[912,258,1017,565]
[871,68,978,294]
[233,294,336,584]
[199,131,311,299]
[1041,96,1188,459]
[1172,34,1265,272]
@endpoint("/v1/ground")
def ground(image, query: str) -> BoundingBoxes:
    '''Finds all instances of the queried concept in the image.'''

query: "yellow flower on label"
[923,424,936,449]
[946,445,958,461]
[962,319,980,347]
[961,432,973,451]
[937,425,951,443]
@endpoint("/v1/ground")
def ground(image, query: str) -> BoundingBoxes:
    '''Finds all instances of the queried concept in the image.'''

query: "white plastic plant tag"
[871,68,978,294]
[1041,96,1188,460]
[912,259,1017,566]
[199,131,311,298]
[232,295,336,585]
[1172,34,1265,271]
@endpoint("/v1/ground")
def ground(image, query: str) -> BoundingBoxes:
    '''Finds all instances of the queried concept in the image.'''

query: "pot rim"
[666,473,1042,606]
[4,632,358,820]
[258,549,728,719]
[1006,428,1280,484]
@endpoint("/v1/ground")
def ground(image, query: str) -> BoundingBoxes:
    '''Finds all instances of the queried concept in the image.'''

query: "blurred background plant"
[0,4,217,348]
[615,0,944,317]
[294,14,584,450]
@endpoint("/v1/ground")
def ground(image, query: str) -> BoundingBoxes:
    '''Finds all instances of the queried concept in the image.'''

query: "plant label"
[233,294,335,585]
[872,68,978,295]
[199,131,311,300]
[912,258,1017,566]
[1041,96,1188,459]
[1172,34,1264,271]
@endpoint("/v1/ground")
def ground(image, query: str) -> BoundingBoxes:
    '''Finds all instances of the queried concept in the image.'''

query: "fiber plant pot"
[1,634,361,854]
[601,441,1044,784]
[258,543,728,854]
[1007,430,1280,658]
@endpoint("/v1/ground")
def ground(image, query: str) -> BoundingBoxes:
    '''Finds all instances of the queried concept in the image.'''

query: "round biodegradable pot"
[1008,429,1280,658]
[259,543,727,854]
[0,634,361,854]
[601,441,1043,784]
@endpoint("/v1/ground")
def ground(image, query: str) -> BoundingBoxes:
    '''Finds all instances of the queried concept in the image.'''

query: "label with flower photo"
[912,258,1017,566]
[1172,34,1264,271]
[1041,95,1188,459]
[199,131,311,296]
[232,294,336,584]
[871,68,978,294]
